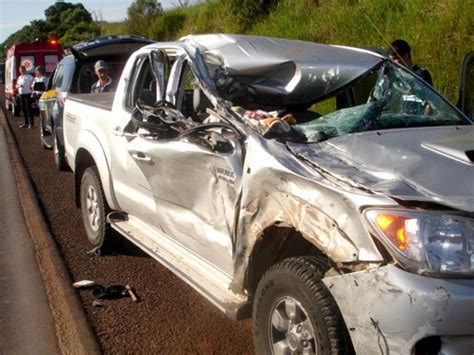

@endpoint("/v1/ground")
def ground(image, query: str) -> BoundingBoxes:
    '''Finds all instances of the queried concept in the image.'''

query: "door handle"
[131,151,153,164]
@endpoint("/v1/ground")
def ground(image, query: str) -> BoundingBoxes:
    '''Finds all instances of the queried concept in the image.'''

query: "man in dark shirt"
[388,39,433,86]
[91,60,113,93]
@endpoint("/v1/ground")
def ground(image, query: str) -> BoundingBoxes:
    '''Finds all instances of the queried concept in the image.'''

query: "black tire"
[80,166,111,248]
[253,256,352,355]
[53,129,68,171]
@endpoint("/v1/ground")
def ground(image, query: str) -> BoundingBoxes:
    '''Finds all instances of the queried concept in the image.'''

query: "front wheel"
[253,256,353,355]
[80,167,111,248]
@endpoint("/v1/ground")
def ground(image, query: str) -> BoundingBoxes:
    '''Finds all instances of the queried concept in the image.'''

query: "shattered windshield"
[292,62,470,142]
[231,61,471,141]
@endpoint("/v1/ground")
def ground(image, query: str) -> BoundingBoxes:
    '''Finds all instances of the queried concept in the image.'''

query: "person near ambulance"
[31,66,48,102]
[16,65,35,128]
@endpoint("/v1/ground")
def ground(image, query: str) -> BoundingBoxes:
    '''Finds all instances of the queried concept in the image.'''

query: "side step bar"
[107,212,252,320]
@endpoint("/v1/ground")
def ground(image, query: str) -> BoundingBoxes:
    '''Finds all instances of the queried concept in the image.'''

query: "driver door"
[126,53,244,275]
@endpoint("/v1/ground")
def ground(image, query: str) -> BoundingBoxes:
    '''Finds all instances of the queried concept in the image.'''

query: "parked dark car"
[39,35,155,170]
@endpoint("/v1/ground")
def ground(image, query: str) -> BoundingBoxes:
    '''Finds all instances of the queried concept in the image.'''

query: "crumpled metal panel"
[126,134,242,275]
[182,34,382,105]
[229,134,398,292]
[288,125,474,212]
[324,264,474,354]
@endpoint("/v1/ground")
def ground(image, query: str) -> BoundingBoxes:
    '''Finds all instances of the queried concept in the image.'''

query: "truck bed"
[68,92,115,111]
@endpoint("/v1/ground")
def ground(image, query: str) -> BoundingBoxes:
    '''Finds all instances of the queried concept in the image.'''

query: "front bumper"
[323,264,474,354]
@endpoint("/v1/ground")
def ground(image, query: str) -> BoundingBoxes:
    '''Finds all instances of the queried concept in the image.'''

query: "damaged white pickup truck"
[63,34,474,354]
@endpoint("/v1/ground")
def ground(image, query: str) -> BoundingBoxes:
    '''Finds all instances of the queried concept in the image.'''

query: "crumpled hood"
[288,125,474,212]
[182,34,382,106]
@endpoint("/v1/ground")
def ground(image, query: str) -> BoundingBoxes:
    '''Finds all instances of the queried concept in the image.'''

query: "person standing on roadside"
[388,39,433,86]
[16,65,35,128]
[91,60,113,93]
[31,66,48,103]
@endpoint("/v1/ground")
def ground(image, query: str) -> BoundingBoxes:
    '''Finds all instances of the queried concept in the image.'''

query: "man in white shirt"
[16,65,35,128]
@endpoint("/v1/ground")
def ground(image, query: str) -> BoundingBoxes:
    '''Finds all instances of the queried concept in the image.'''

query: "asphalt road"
[1,86,254,353]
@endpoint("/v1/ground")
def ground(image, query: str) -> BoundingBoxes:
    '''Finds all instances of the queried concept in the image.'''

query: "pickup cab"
[63,34,474,354]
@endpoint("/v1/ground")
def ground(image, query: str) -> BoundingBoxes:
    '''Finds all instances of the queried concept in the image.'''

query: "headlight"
[365,209,474,276]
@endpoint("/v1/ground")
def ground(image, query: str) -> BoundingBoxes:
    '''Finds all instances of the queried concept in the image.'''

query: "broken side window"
[176,61,214,123]
[128,56,158,108]
[126,52,199,139]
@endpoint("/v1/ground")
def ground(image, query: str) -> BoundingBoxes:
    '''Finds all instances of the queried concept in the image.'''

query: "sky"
[0,0,193,43]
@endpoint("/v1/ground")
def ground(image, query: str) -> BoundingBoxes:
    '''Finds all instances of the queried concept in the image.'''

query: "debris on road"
[75,281,139,308]
[92,285,129,300]
[126,284,139,302]
[72,280,96,288]
[92,300,103,308]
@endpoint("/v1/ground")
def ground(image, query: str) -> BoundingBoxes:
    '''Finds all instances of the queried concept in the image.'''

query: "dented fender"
[231,134,392,292]
[323,264,474,354]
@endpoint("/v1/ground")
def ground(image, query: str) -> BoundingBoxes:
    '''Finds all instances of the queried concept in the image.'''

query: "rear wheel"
[253,256,352,355]
[53,129,68,171]
[80,166,111,248]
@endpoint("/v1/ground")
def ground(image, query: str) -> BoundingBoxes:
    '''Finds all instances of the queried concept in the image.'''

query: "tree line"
[0,0,268,61]
[0,1,100,59]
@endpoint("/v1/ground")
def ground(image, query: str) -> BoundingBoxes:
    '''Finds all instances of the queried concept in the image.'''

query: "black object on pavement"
[92,285,129,300]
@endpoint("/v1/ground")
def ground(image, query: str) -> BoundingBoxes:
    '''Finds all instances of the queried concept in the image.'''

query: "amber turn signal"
[374,214,409,251]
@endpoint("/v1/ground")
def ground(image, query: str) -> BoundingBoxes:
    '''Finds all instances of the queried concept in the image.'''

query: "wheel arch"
[231,191,369,295]
[73,137,118,211]
[244,224,333,296]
